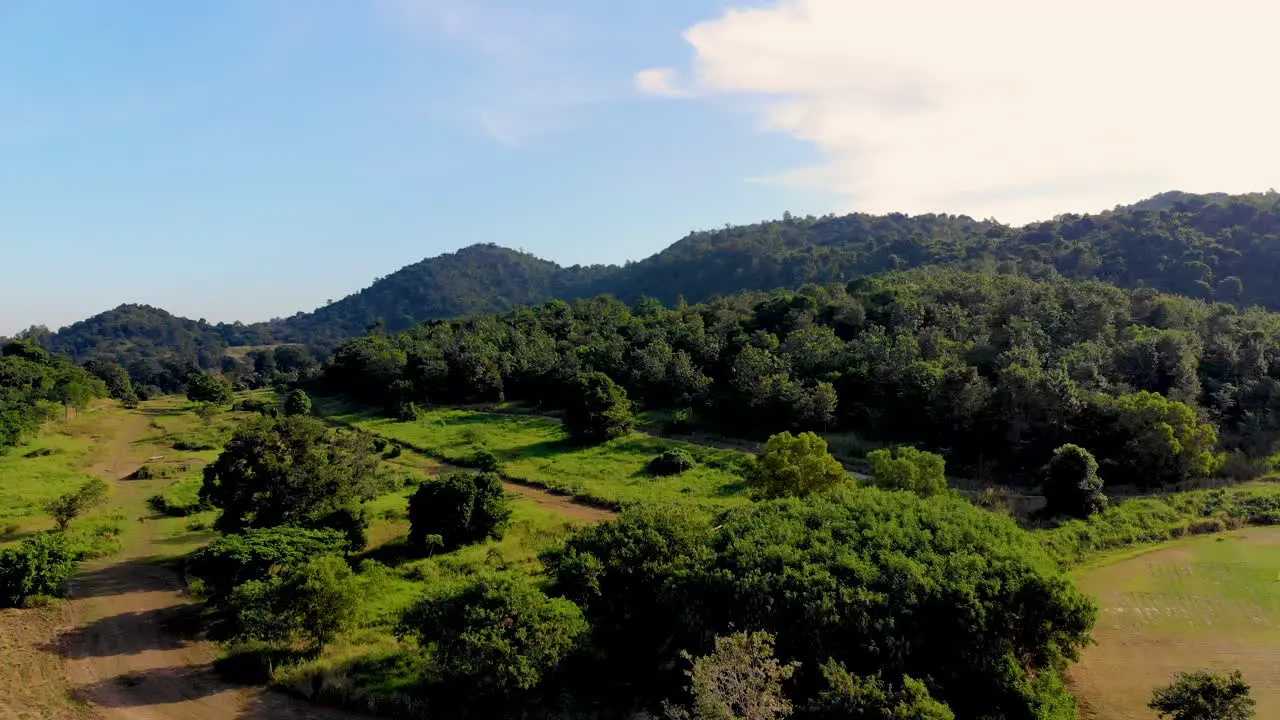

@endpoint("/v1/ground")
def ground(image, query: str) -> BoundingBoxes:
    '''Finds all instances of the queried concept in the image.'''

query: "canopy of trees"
[0,341,107,452]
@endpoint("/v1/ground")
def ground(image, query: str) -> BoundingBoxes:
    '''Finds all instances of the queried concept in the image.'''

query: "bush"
[0,533,78,607]
[745,431,850,499]
[866,446,947,497]
[1149,670,1255,720]
[408,472,512,550]
[284,389,313,417]
[649,448,696,476]
[467,448,504,473]
[1043,444,1108,519]
[226,555,360,648]
[398,573,588,694]
[384,444,402,459]
[187,527,349,603]
[562,371,634,445]
[44,478,110,531]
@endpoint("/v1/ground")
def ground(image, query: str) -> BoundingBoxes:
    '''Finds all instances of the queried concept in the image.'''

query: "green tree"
[186,371,232,404]
[398,573,588,694]
[0,532,78,607]
[1149,670,1255,720]
[199,416,382,546]
[809,662,953,720]
[1112,391,1222,486]
[283,389,312,417]
[745,431,850,499]
[1043,444,1107,518]
[44,477,110,531]
[664,631,799,720]
[562,371,634,445]
[866,446,947,497]
[193,401,219,426]
[408,471,512,550]
[187,526,349,603]
[227,554,360,648]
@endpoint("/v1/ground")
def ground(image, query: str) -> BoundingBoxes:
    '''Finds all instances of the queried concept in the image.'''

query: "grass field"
[317,399,754,509]
[1070,528,1280,719]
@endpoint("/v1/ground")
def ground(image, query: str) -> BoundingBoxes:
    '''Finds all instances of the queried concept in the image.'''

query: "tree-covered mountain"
[24,190,1280,383]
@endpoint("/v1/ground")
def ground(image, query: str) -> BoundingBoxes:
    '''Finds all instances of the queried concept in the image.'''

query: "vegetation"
[226,554,361,648]
[649,448,696,476]
[283,389,312,417]
[199,416,383,548]
[1043,444,1107,519]
[744,432,850,499]
[186,371,233,404]
[0,340,106,452]
[187,527,350,603]
[865,446,947,497]
[562,371,635,445]
[44,477,109,531]
[663,631,799,720]
[0,532,77,607]
[407,472,512,550]
[1149,670,1255,720]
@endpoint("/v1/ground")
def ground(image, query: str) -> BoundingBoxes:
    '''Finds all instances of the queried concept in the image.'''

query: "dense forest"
[0,341,107,451]
[16,191,1280,388]
[319,267,1280,486]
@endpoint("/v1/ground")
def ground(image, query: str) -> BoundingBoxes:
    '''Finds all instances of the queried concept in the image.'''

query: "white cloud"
[651,0,1280,223]
[634,67,692,98]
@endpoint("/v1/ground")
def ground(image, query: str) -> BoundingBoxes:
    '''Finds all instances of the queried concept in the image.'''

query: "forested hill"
[21,190,1280,377]
[272,244,618,345]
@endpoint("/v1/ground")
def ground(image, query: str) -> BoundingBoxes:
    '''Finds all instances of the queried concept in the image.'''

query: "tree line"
[0,341,107,452]
[317,266,1280,487]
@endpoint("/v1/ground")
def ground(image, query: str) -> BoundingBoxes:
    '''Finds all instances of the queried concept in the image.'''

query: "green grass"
[1071,528,1280,719]
[320,400,753,509]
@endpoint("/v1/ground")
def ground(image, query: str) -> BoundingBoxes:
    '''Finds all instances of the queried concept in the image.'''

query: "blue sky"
[3,0,1275,334]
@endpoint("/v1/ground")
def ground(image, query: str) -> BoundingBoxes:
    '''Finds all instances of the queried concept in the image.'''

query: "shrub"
[384,444,403,459]
[45,478,110,531]
[0,532,78,607]
[649,448,696,476]
[562,371,634,445]
[1149,670,1255,720]
[408,472,512,550]
[745,431,850,499]
[283,389,313,417]
[398,573,588,694]
[467,448,504,473]
[187,527,349,603]
[866,446,947,497]
[1043,444,1108,519]
[227,555,360,648]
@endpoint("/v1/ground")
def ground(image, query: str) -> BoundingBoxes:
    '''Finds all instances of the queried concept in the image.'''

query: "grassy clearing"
[317,399,753,509]
[1070,528,1280,720]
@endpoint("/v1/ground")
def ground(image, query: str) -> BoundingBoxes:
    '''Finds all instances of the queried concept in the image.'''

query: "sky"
[2,0,1277,335]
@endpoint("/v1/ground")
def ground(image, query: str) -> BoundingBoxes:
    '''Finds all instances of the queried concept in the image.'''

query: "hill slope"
[29,189,1280,374]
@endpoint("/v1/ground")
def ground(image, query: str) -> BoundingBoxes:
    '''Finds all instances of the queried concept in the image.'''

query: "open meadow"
[1071,527,1280,719]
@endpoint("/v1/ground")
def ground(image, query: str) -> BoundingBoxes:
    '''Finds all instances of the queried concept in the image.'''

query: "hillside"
[28,190,1280,382]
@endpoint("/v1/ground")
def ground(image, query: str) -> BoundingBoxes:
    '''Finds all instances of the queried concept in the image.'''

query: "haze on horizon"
[3,0,1277,335]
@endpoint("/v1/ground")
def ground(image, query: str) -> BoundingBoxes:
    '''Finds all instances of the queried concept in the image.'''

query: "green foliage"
[745,431,850,499]
[186,526,349,603]
[809,662,954,720]
[548,490,1095,718]
[0,341,106,451]
[226,554,360,648]
[44,477,110,531]
[398,573,589,694]
[1043,444,1107,518]
[562,371,635,445]
[407,471,512,550]
[0,532,78,607]
[1149,670,1255,720]
[283,389,313,417]
[466,448,503,473]
[649,448,696,476]
[664,631,799,720]
[186,371,232,404]
[866,446,947,497]
[199,416,382,540]
[192,401,220,425]
[1108,391,1222,486]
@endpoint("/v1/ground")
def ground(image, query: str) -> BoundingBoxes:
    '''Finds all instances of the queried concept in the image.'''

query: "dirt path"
[54,410,362,720]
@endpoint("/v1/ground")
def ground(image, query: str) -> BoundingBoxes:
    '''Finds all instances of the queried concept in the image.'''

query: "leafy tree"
[283,389,312,417]
[866,446,947,497]
[398,573,588,694]
[745,431,850,499]
[0,532,78,607]
[227,554,360,648]
[199,417,382,545]
[408,471,511,550]
[562,371,634,445]
[1043,444,1107,518]
[467,448,503,473]
[187,526,349,603]
[809,661,953,720]
[1149,670,1255,720]
[186,371,232,404]
[44,477,110,531]
[664,631,799,720]
[84,359,135,401]
[649,448,696,476]
[1110,391,1222,486]
[193,401,219,425]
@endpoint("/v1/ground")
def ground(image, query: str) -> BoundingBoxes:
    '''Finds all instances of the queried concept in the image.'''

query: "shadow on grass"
[44,604,203,659]
[716,480,752,497]
[500,437,578,460]
[152,531,217,547]
[140,407,188,418]
[358,538,427,568]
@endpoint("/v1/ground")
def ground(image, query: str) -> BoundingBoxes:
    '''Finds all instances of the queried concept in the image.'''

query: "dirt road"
[53,410,361,719]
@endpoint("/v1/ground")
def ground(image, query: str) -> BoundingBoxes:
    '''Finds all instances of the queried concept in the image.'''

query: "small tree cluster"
[1150,670,1255,720]
[226,554,360,648]
[408,471,512,550]
[283,389,312,417]
[1044,444,1108,518]
[562,371,634,445]
[664,631,799,720]
[866,446,947,497]
[745,431,849,499]
[186,371,232,405]
[649,448,696,476]
[467,448,504,473]
[0,532,78,607]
